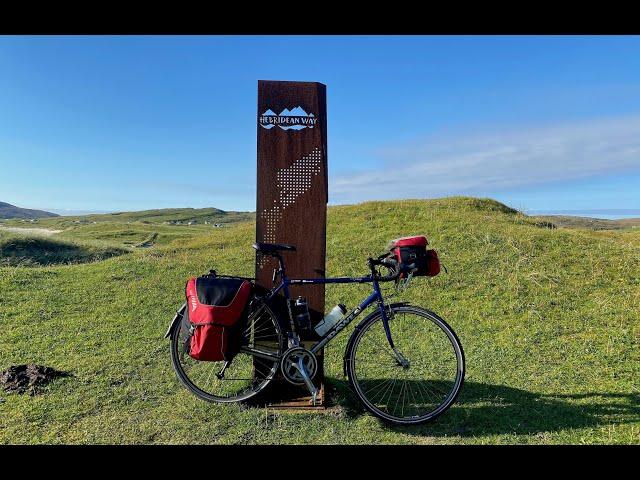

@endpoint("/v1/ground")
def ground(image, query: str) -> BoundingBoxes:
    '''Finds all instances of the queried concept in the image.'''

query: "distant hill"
[9,206,255,228]
[0,201,59,220]
[531,215,640,230]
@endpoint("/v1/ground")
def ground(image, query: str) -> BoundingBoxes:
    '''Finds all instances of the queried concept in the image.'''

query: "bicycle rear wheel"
[170,300,284,403]
[345,305,464,425]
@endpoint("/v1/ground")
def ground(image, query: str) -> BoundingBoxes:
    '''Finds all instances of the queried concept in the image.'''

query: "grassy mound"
[0,196,637,444]
[0,235,128,266]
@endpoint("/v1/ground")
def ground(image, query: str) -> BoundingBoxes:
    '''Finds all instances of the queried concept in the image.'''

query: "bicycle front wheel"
[345,305,465,425]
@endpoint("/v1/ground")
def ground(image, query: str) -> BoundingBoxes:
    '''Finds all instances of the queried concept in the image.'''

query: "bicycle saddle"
[252,242,297,254]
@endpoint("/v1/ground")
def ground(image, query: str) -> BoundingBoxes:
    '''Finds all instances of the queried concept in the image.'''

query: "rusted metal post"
[255,80,328,408]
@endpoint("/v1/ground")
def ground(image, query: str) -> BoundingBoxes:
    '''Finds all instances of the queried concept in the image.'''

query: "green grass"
[54,222,211,248]
[0,232,128,267]
[0,197,638,444]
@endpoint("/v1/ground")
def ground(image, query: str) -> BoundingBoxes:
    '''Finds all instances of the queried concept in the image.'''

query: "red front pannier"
[185,276,251,361]
[389,235,441,277]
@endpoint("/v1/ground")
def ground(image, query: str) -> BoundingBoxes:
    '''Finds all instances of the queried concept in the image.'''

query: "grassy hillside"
[0,233,128,267]
[3,207,254,229]
[0,201,58,220]
[0,197,638,444]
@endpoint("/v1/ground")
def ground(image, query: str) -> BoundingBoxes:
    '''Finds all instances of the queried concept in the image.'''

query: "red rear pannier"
[185,276,251,361]
[389,235,441,277]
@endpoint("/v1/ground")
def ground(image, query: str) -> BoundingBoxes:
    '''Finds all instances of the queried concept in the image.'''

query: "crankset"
[280,346,319,405]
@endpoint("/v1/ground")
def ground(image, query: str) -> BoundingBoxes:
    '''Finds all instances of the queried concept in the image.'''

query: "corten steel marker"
[255,80,328,407]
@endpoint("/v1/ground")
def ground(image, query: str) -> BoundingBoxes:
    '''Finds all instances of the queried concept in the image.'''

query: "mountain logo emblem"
[259,107,317,131]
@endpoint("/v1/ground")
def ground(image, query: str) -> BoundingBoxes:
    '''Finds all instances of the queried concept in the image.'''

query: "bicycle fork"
[379,302,410,369]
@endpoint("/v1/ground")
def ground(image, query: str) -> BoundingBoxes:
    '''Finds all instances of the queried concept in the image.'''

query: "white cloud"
[329,116,640,204]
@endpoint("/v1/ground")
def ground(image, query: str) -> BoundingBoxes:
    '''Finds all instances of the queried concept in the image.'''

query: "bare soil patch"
[1,364,71,395]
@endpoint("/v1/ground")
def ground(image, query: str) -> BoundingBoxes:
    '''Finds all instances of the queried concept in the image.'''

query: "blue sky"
[1,35,639,214]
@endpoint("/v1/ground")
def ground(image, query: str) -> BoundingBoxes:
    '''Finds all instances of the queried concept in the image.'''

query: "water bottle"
[314,304,347,337]
[293,296,311,331]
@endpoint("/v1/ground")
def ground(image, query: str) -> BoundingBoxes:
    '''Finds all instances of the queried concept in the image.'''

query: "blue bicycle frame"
[258,253,399,355]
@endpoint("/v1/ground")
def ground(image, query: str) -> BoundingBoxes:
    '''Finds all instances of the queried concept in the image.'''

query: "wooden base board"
[248,376,335,412]
[265,381,326,411]
[251,341,329,412]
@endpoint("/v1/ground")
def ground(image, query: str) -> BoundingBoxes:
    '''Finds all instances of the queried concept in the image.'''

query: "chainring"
[280,347,317,385]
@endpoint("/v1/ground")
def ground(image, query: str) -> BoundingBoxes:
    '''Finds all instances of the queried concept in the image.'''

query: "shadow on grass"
[328,379,640,437]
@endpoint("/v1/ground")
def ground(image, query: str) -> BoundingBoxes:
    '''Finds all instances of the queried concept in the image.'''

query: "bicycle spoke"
[172,300,283,402]
[362,378,394,397]
[391,380,404,417]
[350,307,463,423]
[380,378,398,412]
[406,379,421,416]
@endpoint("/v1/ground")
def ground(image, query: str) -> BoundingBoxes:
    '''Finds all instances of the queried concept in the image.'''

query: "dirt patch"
[0,364,71,395]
